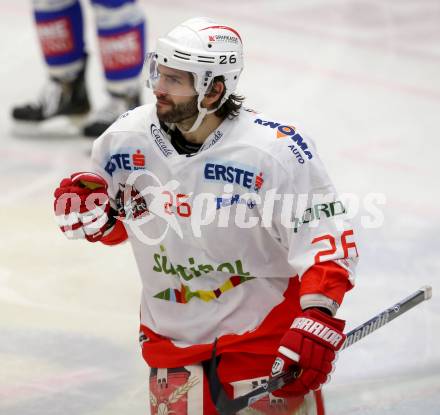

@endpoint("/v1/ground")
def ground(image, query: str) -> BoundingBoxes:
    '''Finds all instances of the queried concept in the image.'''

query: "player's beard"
[156,96,199,124]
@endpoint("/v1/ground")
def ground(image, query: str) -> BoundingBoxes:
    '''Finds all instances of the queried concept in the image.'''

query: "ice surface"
[1,0,439,414]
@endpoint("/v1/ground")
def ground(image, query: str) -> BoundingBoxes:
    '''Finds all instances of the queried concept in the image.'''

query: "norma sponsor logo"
[99,29,142,71]
[215,194,257,210]
[254,118,313,163]
[105,149,146,176]
[37,18,74,56]
[204,160,264,192]
[150,124,173,158]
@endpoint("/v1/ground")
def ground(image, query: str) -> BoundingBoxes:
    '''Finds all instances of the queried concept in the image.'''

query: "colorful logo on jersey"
[150,124,174,158]
[104,149,146,176]
[152,245,254,303]
[254,118,313,163]
[215,194,257,210]
[204,160,264,192]
[115,183,149,220]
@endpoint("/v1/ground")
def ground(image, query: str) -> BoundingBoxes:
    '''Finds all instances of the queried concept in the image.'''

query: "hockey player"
[12,0,146,137]
[53,17,359,414]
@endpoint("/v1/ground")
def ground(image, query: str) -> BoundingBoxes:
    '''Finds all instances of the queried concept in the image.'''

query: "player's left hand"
[270,308,346,397]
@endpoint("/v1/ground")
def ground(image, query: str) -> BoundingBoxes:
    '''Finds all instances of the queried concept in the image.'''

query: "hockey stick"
[206,285,432,415]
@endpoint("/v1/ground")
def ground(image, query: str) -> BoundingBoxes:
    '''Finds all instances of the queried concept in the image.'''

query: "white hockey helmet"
[145,17,244,132]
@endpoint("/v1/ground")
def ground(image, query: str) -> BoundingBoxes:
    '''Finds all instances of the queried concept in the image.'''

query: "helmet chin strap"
[183,93,226,134]
[185,106,207,134]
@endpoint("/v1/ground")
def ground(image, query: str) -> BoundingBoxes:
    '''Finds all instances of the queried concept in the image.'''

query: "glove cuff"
[278,345,300,363]
[302,308,346,332]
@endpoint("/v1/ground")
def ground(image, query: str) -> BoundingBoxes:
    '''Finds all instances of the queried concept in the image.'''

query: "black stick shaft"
[214,286,432,415]
[343,285,431,349]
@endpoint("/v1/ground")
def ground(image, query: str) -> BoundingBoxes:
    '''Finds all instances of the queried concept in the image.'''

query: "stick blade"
[421,285,432,300]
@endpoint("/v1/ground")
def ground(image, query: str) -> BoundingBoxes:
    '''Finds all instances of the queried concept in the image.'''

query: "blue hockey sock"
[33,0,86,80]
[91,0,146,96]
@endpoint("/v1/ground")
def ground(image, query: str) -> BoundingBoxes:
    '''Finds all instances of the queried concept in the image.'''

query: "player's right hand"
[270,308,346,397]
[54,172,111,243]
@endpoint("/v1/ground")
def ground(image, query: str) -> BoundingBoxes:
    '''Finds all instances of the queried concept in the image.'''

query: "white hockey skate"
[11,65,90,138]
[82,93,140,138]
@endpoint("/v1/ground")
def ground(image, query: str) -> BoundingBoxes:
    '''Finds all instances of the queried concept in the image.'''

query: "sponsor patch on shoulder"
[254,118,313,164]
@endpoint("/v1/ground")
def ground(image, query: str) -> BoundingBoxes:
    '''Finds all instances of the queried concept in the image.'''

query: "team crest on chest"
[115,183,149,219]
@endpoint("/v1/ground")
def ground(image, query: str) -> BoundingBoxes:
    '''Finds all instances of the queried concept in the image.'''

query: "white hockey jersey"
[91,104,358,368]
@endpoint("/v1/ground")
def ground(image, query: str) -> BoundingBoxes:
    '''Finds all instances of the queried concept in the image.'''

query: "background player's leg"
[84,0,146,137]
[12,0,90,134]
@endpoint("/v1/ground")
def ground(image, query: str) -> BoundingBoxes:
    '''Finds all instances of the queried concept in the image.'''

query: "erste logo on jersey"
[204,160,264,192]
[105,149,146,176]
[254,118,313,164]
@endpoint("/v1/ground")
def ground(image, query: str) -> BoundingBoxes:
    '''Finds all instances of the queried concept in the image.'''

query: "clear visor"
[144,52,198,97]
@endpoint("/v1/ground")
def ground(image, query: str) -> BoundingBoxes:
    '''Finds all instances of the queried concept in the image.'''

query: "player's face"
[154,65,199,123]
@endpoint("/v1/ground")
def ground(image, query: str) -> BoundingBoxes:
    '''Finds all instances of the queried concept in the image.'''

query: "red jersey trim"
[140,278,302,372]
[299,261,353,306]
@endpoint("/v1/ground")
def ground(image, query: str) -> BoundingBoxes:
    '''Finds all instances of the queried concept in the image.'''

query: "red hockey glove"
[271,308,346,397]
[54,172,111,243]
